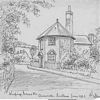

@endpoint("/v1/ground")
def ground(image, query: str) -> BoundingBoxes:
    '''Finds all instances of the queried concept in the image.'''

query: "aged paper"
[0,0,100,99]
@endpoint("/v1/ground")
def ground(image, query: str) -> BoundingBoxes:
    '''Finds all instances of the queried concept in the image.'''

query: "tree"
[88,33,96,44]
[89,28,100,62]
[0,0,55,93]
[90,46,100,62]
[96,27,100,36]
[30,45,37,59]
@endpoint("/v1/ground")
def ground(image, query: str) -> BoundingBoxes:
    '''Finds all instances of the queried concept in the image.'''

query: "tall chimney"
[65,5,73,35]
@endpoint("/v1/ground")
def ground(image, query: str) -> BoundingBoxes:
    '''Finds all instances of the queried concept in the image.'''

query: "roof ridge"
[37,20,73,40]
[37,22,56,39]
[45,22,57,36]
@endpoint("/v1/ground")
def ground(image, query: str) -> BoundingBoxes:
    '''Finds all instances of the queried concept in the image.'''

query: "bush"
[30,58,39,67]
[90,46,100,62]
[74,58,90,70]
[61,50,79,69]
[61,47,97,76]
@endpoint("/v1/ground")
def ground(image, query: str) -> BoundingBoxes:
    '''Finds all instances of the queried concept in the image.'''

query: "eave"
[37,35,75,40]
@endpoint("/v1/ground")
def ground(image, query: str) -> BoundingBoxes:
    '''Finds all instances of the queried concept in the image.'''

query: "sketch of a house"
[1,0,100,99]
[37,6,92,68]
[37,6,75,69]
[37,19,75,69]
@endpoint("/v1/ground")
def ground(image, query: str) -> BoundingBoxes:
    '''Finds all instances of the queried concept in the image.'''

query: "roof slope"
[37,19,75,40]
[74,35,92,45]
[15,41,38,49]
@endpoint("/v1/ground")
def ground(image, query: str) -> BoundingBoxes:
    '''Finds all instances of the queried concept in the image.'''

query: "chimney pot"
[68,5,71,11]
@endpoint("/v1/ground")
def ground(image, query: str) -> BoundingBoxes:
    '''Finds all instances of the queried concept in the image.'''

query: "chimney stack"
[65,5,73,35]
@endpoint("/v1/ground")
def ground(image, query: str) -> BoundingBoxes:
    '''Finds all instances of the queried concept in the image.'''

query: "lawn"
[9,65,100,92]
[0,65,100,99]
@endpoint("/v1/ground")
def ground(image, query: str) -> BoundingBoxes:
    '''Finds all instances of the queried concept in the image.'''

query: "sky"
[17,0,100,46]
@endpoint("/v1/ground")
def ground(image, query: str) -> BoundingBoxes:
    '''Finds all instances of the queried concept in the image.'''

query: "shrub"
[61,49,79,69]
[74,58,90,70]
[90,46,100,62]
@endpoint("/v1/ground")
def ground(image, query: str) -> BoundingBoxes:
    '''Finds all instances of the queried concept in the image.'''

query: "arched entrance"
[47,49,56,63]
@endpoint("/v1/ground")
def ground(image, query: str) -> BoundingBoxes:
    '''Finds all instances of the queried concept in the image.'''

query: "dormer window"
[48,37,56,46]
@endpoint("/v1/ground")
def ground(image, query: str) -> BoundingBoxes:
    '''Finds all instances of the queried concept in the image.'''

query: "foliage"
[88,33,96,44]
[0,0,55,63]
[14,50,30,64]
[90,46,100,62]
[61,47,96,75]
[0,0,54,54]
[96,27,100,36]
[61,48,80,69]
[0,0,55,92]
[74,58,90,70]
[30,45,37,59]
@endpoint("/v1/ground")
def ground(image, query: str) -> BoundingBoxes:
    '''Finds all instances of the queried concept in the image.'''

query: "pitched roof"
[37,19,75,40]
[15,41,38,49]
[15,41,32,48]
[74,35,92,45]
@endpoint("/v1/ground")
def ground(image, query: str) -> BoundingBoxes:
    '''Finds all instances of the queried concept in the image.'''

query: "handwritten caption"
[8,90,100,99]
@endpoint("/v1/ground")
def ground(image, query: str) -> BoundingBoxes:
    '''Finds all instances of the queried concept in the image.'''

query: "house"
[74,35,92,54]
[15,41,38,57]
[37,6,93,69]
[14,41,38,65]
[15,41,32,57]
[37,6,75,69]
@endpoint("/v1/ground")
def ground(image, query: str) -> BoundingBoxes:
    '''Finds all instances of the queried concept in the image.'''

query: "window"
[48,37,56,46]
[48,55,55,61]
[47,50,56,62]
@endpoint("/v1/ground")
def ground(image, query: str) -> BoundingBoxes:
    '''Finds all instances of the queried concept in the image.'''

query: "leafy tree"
[90,45,100,62]
[89,28,100,62]
[0,0,55,92]
[88,33,96,44]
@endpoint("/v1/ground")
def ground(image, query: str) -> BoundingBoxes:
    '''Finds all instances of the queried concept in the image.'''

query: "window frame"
[48,37,56,46]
